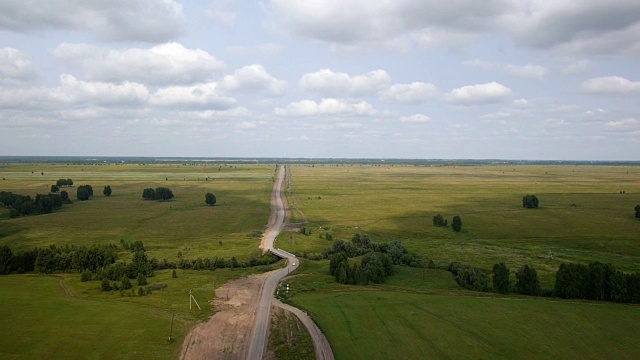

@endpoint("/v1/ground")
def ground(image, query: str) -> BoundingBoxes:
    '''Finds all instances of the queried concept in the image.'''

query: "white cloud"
[221,64,288,96]
[447,82,512,105]
[505,64,548,79]
[0,0,184,42]
[380,82,438,103]
[0,47,38,84]
[237,121,258,130]
[275,98,376,117]
[582,76,640,94]
[52,42,225,86]
[463,59,547,79]
[149,83,236,109]
[561,59,590,74]
[299,69,390,97]
[605,118,638,128]
[513,98,530,107]
[400,114,431,123]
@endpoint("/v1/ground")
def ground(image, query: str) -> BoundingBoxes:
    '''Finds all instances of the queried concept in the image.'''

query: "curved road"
[246,166,334,360]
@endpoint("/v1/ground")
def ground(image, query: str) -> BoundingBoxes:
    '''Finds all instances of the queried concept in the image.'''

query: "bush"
[492,263,510,293]
[172,269,177,278]
[138,287,145,296]
[449,262,489,292]
[80,270,92,282]
[101,278,111,291]
[432,214,448,227]
[121,276,132,290]
[148,283,168,291]
[516,264,540,296]
[137,273,148,286]
[523,194,539,209]
[451,216,462,232]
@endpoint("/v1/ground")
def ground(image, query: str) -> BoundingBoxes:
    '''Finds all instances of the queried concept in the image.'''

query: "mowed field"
[0,162,278,358]
[277,164,640,359]
[0,163,276,260]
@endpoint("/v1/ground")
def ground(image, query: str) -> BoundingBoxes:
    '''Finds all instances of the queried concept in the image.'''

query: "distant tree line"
[142,187,174,201]
[444,260,640,304]
[56,178,74,187]
[0,244,118,274]
[0,191,65,218]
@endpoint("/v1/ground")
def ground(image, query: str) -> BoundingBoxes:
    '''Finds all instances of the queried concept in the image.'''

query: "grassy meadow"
[276,164,640,359]
[0,162,279,358]
[0,268,260,359]
[0,163,276,261]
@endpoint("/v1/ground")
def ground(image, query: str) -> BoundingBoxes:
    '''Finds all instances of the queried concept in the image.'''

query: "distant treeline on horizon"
[0,156,639,166]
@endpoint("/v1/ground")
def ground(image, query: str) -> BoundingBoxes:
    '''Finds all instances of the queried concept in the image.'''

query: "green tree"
[492,262,511,293]
[635,205,640,218]
[432,214,448,227]
[138,287,145,296]
[50,185,59,193]
[60,190,71,204]
[77,187,90,201]
[205,192,217,206]
[103,185,112,197]
[120,276,132,290]
[0,245,13,274]
[451,216,462,232]
[137,273,148,286]
[522,194,540,209]
[142,188,155,200]
[101,278,111,291]
[154,187,174,201]
[516,264,540,296]
[172,269,178,278]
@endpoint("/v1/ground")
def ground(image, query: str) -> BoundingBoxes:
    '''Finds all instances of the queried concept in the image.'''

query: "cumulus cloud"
[380,82,438,103]
[149,83,236,109]
[300,69,390,97]
[582,76,640,94]
[463,59,548,79]
[447,82,512,105]
[0,47,38,84]
[221,64,288,96]
[275,98,376,117]
[400,114,431,123]
[605,118,638,128]
[52,42,225,86]
[267,0,640,56]
[0,0,184,42]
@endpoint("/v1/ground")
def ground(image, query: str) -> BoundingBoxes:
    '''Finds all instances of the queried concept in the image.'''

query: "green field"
[277,164,640,359]
[0,163,279,358]
[0,164,275,261]
[0,268,260,359]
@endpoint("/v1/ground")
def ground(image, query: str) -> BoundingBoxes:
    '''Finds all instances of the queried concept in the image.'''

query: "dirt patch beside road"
[180,272,272,360]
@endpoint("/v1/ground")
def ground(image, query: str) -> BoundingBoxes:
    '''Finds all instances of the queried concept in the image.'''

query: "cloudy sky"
[1,1,638,160]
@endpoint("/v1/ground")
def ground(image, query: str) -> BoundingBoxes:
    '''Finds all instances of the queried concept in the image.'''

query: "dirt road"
[248,166,334,360]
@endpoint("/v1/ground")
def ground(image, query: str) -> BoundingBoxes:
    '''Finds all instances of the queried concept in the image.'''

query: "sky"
[0,1,638,160]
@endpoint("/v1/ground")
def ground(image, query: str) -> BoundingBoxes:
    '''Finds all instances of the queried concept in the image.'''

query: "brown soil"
[179,272,272,360]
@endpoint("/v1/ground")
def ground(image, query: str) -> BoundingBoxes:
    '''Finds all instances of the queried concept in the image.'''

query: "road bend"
[246,166,334,360]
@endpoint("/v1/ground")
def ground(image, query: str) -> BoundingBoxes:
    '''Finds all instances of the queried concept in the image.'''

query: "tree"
[635,205,640,218]
[56,179,73,187]
[451,216,462,232]
[142,188,155,200]
[60,190,71,204]
[172,269,178,278]
[103,186,112,197]
[77,187,90,201]
[0,245,13,274]
[101,278,112,291]
[433,214,448,227]
[516,264,540,296]
[137,273,148,286]
[120,276,132,290]
[50,185,59,193]
[522,194,539,209]
[154,187,174,201]
[492,262,511,293]
[81,270,92,282]
[205,193,217,206]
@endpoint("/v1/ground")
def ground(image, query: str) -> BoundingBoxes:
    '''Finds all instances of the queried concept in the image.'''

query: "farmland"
[277,164,640,359]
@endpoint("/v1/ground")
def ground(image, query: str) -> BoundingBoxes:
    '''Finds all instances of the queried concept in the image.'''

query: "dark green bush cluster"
[76,185,93,201]
[0,191,64,218]
[56,179,74,187]
[329,251,393,285]
[0,244,118,274]
[522,194,539,208]
[321,234,423,268]
[432,214,448,227]
[142,187,174,201]
[448,262,489,292]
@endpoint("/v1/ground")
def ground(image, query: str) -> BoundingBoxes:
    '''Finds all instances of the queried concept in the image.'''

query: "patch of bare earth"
[180,272,272,360]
